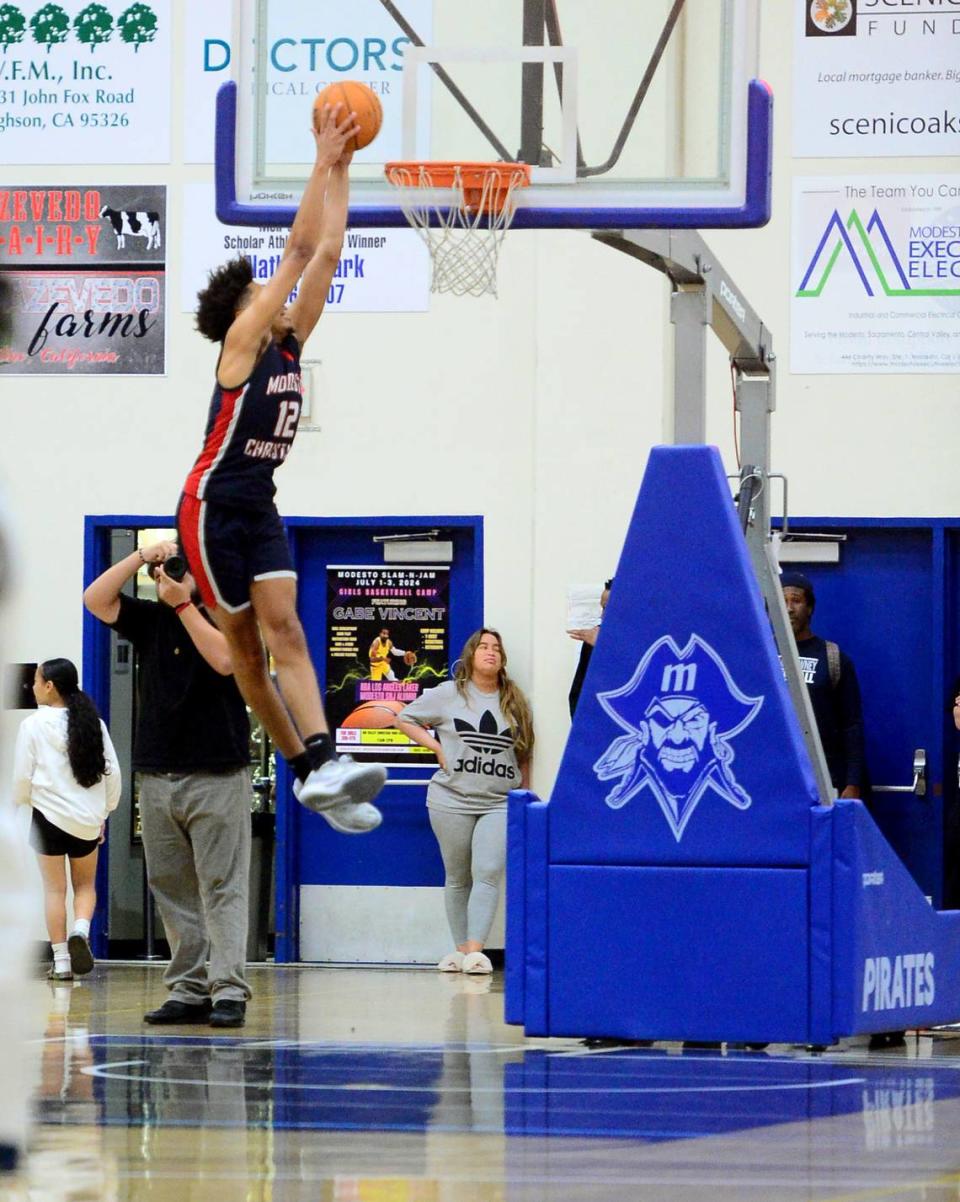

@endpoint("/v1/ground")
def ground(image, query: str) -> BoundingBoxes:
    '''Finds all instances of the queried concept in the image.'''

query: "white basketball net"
[387,164,529,298]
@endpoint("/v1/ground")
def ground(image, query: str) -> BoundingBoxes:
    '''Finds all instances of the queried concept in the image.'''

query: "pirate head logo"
[593,635,763,841]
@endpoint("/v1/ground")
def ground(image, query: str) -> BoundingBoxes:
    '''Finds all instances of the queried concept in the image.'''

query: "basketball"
[404,650,418,666]
[341,698,406,729]
[313,81,383,151]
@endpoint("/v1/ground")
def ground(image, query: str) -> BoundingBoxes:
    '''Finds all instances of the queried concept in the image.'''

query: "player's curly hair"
[195,256,254,343]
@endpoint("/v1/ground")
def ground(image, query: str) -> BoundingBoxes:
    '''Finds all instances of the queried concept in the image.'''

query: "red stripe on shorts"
[178,494,217,611]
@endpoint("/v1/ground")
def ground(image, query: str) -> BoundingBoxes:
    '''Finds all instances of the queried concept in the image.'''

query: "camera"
[163,554,187,582]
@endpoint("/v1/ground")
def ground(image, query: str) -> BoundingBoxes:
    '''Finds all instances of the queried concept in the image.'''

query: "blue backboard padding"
[215,80,772,231]
[547,865,809,1043]
[504,790,533,1026]
[808,807,835,1046]
[550,446,819,868]
[832,800,960,1036]
[524,800,551,1036]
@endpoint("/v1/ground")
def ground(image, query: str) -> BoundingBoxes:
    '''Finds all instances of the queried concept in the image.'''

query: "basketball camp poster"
[325,565,449,765]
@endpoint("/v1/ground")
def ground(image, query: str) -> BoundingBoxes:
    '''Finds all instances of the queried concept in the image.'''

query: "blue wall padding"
[547,865,809,1042]
[832,800,960,1037]
[524,800,551,1036]
[808,807,835,1047]
[550,446,819,869]
[505,790,534,1026]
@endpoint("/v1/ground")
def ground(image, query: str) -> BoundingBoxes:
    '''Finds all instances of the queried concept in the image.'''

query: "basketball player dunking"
[176,104,385,833]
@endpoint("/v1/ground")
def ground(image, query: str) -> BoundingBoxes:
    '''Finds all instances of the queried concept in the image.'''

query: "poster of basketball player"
[0,183,166,375]
[325,565,449,765]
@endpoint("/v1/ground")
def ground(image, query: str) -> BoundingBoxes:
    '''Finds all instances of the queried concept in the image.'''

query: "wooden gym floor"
[2,963,960,1201]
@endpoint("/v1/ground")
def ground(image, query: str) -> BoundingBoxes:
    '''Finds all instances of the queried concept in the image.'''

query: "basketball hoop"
[384,161,531,298]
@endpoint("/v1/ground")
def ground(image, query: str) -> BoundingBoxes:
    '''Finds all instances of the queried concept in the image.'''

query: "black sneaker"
[144,998,213,1024]
[209,999,246,1028]
[67,932,94,976]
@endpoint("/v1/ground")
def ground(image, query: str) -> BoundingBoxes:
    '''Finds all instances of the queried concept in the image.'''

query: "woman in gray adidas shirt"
[394,628,534,975]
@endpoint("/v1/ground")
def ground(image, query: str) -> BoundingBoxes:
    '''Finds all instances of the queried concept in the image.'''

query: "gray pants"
[429,808,506,946]
[139,769,251,1004]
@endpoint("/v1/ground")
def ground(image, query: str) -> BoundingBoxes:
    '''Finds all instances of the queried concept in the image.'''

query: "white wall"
[2,0,957,804]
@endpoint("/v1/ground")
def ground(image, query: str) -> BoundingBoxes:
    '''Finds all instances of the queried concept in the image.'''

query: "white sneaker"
[461,951,493,975]
[294,759,386,834]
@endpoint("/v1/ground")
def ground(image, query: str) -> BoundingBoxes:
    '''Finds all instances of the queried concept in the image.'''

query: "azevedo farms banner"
[791,173,960,374]
[0,0,171,164]
[324,565,449,766]
[0,183,166,374]
[794,0,960,158]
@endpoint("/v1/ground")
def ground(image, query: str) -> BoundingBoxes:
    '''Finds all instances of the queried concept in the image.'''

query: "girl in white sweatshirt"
[11,659,121,980]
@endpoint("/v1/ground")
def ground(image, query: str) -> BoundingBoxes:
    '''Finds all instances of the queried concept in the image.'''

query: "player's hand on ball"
[404,650,418,665]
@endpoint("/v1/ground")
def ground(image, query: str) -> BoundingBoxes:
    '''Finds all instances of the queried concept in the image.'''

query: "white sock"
[52,942,70,972]
[71,919,90,939]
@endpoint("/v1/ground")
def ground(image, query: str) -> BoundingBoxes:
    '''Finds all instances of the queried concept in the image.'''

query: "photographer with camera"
[83,539,253,1028]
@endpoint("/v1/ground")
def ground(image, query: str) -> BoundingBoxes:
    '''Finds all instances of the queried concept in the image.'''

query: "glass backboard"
[216,0,770,230]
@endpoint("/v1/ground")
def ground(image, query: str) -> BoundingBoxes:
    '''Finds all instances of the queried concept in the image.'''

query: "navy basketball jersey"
[184,334,303,508]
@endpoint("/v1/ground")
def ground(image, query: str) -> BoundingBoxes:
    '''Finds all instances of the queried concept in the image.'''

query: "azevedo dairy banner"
[0,183,166,375]
[794,0,960,158]
[0,0,171,164]
[791,173,960,374]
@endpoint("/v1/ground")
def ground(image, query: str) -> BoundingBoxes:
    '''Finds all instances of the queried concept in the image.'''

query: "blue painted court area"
[56,1035,960,1143]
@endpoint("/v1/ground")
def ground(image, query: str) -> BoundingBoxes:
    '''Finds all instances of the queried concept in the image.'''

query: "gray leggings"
[429,808,507,947]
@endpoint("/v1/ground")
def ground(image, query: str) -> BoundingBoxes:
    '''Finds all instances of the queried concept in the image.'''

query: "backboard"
[216,0,770,230]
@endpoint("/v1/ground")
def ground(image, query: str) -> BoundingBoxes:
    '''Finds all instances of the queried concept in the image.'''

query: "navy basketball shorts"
[177,493,296,613]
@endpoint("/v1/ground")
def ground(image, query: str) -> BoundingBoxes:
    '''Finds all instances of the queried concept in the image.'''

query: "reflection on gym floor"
[4,964,960,1201]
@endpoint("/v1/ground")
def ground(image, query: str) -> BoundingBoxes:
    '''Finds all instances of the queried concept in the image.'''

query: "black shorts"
[177,494,296,613]
[30,809,99,859]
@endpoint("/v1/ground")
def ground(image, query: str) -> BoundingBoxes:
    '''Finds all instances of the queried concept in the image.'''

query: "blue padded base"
[546,865,810,1043]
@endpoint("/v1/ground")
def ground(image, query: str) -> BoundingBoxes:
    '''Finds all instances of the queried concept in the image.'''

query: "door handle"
[873,748,926,797]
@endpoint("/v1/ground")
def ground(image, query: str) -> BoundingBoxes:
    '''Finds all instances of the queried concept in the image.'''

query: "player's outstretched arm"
[221,106,359,376]
[289,152,352,347]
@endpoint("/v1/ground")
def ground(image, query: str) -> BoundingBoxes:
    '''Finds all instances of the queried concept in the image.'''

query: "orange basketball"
[341,699,405,729]
[313,80,383,152]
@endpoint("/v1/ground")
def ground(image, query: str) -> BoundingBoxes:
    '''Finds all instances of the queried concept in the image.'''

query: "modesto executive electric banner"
[794,0,960,158]
[791,173,960,374]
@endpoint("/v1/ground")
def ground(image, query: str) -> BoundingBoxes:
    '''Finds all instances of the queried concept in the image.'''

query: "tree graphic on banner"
[118,2,157,51]
[30,3,70,51]
[74,2,113,51]
[0,4,26,53]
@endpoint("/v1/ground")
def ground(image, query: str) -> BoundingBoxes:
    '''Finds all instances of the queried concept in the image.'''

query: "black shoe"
[144,998,213,1025]
[209,999,246,1028]
[682,1041,722,1049]
[868,1030,907,1051]
[68,932,94,976]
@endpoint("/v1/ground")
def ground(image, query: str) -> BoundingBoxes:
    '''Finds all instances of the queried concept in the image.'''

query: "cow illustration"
[99,206,162,252]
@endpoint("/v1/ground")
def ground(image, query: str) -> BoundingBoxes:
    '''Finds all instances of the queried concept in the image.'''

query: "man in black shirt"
[781,571,866,799]
[84,540,252,1028]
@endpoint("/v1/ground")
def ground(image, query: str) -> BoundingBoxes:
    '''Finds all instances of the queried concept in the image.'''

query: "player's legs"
[249,574,326,737]
[213,603,306,760]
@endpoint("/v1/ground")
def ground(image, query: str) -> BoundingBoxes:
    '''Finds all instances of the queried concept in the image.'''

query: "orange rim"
[385,160,531,213]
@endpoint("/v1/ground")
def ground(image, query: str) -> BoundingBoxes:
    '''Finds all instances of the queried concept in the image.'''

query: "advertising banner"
[0,0,171,164]
[0,183,166,374]
[183,0,431,167]
[180,183,429,314]
[794,0,960,158]
[325,565,449,765]
[791,173,960,374]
